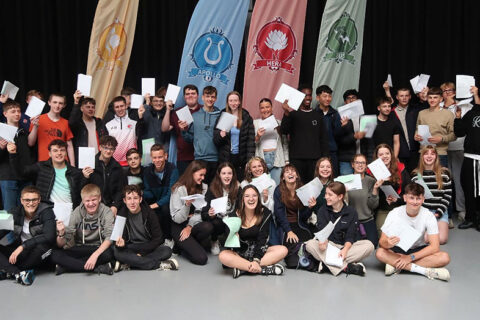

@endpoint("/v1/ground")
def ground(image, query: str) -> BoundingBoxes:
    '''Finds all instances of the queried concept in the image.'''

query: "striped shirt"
[411,170,452,217]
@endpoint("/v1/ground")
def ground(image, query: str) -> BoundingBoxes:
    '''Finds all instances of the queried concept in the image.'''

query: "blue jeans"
[263,151,282,185]
[339,162,354,175]
[439,155,448,168]
[0,180,30,211]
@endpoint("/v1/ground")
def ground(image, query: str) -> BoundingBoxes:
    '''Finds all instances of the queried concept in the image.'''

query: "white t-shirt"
[381,205,438,249]
[21,218,32,243]
[260,130,278,150]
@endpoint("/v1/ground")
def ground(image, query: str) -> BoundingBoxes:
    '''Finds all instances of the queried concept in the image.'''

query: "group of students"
[1,79,479,285]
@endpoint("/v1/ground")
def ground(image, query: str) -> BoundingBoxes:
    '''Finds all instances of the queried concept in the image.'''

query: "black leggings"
[0,244,50,274]
[171,221,213,265]
[50,245,114,272]
[283,223,315,270]
[209,217,226,241]
[113,245,172,270]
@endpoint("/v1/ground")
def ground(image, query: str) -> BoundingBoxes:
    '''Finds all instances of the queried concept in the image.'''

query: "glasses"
[442,89,454,93]
[22,198,40,203]
[354,161,366,165]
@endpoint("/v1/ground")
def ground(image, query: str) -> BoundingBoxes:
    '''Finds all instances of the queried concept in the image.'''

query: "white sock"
[410,263,426,276]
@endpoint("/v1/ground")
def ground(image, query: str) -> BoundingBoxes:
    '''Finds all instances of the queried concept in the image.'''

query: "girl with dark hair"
[169,160,212,265]
[201,162,242,255]
[218,185,287,278]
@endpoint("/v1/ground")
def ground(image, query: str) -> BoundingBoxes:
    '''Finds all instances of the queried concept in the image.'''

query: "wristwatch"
[410,254,415,261]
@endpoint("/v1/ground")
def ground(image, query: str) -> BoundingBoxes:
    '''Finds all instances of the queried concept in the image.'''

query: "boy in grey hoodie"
[51,184,115,275]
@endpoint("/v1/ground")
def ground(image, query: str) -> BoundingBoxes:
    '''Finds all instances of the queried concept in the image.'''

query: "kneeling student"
[376,182,450,281]
[51,184,115,275]
[0,186,55,285]
[113,185,178,271]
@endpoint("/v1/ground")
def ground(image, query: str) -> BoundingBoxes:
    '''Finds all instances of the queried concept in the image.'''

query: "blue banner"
[169,0,249,164]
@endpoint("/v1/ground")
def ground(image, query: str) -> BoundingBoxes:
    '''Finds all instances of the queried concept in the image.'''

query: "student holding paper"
[312,157,335,213]
[69,93,107,162]
[113,185,178,272]
[213,91,255,182]
[0,186,55,285]
[0,101,33,211]
[181,86,221,184]
[371,97,401,158]
[140,92,170,149]
[240,157,276,212]
[253,98,289,185]
[51,184,115,275]
[376,183,450,281]
[348,154,382,247]
[305,182,374,276]
[201,162,241,255]
[103,87,139,123]
[169,161,211,265]
[218,185,287,278]
[273,165,318,270]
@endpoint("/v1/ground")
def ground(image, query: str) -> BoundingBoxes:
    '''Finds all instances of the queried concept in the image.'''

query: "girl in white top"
[240,157,276,212]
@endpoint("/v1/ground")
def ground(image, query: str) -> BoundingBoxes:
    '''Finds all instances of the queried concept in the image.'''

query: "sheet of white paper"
[110,216,126,241]
[180,194,205,201]
[78,147,95,169]
[141,138,156,166]
[295,177,323,206]
[338,100,365,119]
[25,96,46,118]
[359,115,377,138]
[127,176,143,185]
[382,222,421,252]
[165,84,181,104]
[387,74,393,87]
[141,78,155,96]
[314,217,341,242]
[414,175,434,199]
[259,115,278,132]
[210,196,228,216]
[1,81,19,100]
[130,94,144,109]
[457,98,473,107]
[0,211,14,231]
[0,122,17,143]
[417,74,430,92]
[251,173,273,193]
[216,112,237,132]
[335,174,362,191]
[176,107,194,125]
[417,124,433,146]
[456,75,475,99]
[379,185,400,199]
[367,158,391,181]
[53,202,73,226]
[192,198,207,209]
[274,83,306,111]
[410,75,420,93]
[325,243,344,267]
[77,74,92,96]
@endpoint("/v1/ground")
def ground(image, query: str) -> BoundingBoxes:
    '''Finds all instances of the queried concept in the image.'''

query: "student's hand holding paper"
[307,197,316,209]
[386,195,398,205]
[340,116,349,127]
[373,179,384,191]
[414,134,423,142]
[178,120,188,131]
[286,231,299,243]
[257,127,266,138]
[208,207,216,217]
[82,167,94,179]
[0,93,8,103]
[185,199,193,207]
[386,235,400,248]
[427,135,442,144]
[73,90,82,104]
[166,100,174,111]
[318,240,328,251]
[262,189,269,203]
[144,93,151,106]
[339,246,349,260]
[7,142,16,154]
[0,139,7,149]
[138,105,145,119]
[281,99,292,113]
[354,131,366,140]
[116,237,125,247]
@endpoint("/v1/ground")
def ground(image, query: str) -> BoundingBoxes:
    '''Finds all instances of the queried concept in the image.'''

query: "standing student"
[213,91,255,181]
[376,183,450,281]
[240,157,276,212]
[411,146,451,244]
[273,164,317,270]
[371,97,401,158]
[218,185,288,278]
[305,182,374,276]
[348,154,382,248]
[253,98,289,185]
[28,93,75,165]
[201,162,241,255]
[169,161,211,265]
[140,93,170,149]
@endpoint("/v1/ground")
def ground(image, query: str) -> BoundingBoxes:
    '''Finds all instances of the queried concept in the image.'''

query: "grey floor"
[1,227,479,320]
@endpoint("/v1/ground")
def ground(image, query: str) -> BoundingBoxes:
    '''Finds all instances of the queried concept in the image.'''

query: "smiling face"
[427,94,443,108]
[123,191,142,214]
[316,92,332,108]
[283,166,298,184]
[20,192,41,216]
[219,166,233,187]
[404,192,425,214]
[301,88,312,108]
[318,160,332,180]
[352,155,367,174]
[377,147,392,167]
[202,92,217,109]
[113,100,127,117]
[83,194,101,215]
[151,96,165,111]
[243,187,259,211]
[48,96,66,114]
[259,101,273,119]
[184,88,199,107]
[81,102,96,118]
[423,148,437,167]
[48,145,67,165]
[324,187,343,207]
[227,94,241,113]
[151,149,166,172]
[377,102,392,117]
[193,168,207,185]
[250,160,264,178]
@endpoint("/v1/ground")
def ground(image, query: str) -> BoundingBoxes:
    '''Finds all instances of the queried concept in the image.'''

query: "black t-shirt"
[372,116,401,149]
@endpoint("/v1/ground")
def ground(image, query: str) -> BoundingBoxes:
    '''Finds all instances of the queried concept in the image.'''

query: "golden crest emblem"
[95,18,127,71]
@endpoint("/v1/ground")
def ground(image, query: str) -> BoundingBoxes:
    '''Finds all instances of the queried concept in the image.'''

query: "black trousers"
[50,245,114,272]
[208,217,226,241]
[461,157,480,224]
[290,159,316,184]
[283,222,315,270]
[155,204,173,240]
[171,221,213,265]
[0,244,50,274]
[113,245,172,270]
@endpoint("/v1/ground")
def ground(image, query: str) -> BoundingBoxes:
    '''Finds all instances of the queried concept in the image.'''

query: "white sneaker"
[157,258,179,271]
[211,240,220,255]
[385,264,399,276]
[164,239,175,249]
[425,268,450,281]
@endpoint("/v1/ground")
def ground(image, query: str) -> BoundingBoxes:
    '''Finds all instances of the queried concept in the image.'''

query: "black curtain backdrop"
[1,0,480,117]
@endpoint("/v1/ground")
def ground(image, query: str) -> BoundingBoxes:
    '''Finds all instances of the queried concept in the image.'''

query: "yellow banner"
[87,0,139,117]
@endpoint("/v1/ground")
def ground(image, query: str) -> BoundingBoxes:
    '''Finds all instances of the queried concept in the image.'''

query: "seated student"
[312,157,335,213]
[376,183,450,281]
[169,160,211,265]
[125,148,144,188]
[305,182,374,276]
[240,157,276,212]
[0,186,55,285]
[347,154,382,248]
[83,136,126,216]
[253,98,289,185]
[371,97,401,158]
[213,91,255,181]
[8,139,85,208]
[0,100,33,211]
[273,164,317,270]
[143,144,179,248]
[201,162,241,255]
[51,184,115,275]
[368,144,409,233]
[218,185,288,278]
[411,146,452,244]
[113,185,178,271]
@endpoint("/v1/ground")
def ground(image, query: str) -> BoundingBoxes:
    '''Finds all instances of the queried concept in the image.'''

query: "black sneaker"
[232,268,244,279]
[114,261,130,273]
[94,263,114,275]
[55,264,67,276]
[18,270,35,285]
[344,262,366,276]
[157,258,179,271]
[261,264,285,276]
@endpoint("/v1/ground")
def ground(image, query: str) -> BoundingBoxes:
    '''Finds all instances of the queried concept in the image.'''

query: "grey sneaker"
[94,263,114,275]
[114,261,130,273]
[261,264,284,276]
[425,268,450,281]
[211,240,220,255]
[164,239,175,249]
[158,258,179,271]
